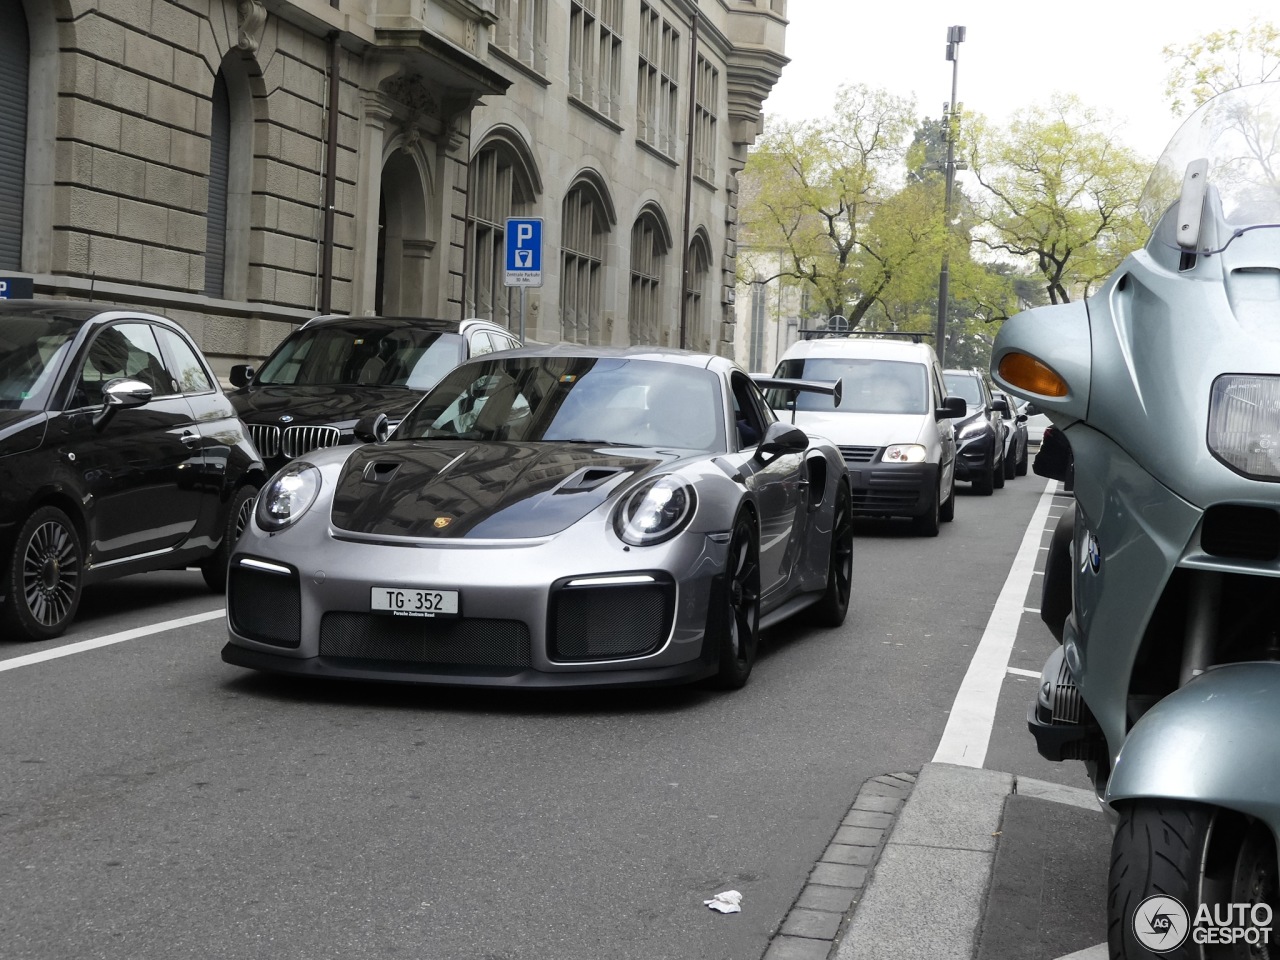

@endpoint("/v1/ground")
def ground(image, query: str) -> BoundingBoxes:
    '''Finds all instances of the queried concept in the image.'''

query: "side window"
[156,327,214,395]
[730,372,768,449]
[469,331,496,357]
[74,322,177,407]
[932,367,946,408]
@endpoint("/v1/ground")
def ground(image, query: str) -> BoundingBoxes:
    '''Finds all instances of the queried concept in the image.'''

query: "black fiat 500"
[0,301,265,641]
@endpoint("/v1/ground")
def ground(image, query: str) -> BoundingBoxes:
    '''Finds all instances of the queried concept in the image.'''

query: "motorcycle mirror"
[1176,157,1209,251]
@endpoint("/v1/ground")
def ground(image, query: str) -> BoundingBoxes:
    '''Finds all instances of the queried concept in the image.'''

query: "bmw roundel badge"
[280,415,294,423]
[1087,533,1101,573]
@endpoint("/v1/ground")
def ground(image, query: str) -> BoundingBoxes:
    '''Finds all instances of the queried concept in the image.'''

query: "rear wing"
[750,375,843,423]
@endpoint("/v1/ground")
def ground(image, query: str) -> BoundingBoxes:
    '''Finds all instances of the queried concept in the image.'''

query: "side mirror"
[93,378,153,429]
[937,396,966,421]
[1016,413,1028,424]
[991,396,1010,414]
[756,421,809,461]
[354,412,391,444]
[229,364,255,388]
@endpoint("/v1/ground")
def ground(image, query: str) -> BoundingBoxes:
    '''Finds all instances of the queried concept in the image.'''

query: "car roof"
[477,341,728,371]
[0,299,195,335]
[301,314,467,333]
[780,336,937,364]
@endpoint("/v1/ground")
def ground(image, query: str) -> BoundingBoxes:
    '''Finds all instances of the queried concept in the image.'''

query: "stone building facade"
[1,0,788,374]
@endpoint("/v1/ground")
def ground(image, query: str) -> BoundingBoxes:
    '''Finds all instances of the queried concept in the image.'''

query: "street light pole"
[934,24,965,367]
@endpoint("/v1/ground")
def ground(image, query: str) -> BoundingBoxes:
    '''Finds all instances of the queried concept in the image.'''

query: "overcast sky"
[763,1,1278,161]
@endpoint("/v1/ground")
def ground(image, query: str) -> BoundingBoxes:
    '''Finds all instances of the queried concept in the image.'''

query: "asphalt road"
[2,477,1060,960]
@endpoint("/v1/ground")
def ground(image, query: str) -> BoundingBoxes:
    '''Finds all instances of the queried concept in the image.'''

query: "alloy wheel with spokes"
[4,506,84,641]
[712,515,761,689]
[810,483,854,626]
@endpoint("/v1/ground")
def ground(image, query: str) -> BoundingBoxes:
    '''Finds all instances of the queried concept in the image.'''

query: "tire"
[1003,442,1017,479]
[912,481,940,537]
[1015,440,1029,477]
[939,471,956,523]
[201,485,258,593]
[973,453,995,496]
[993,446,1006,489]
[809,483,853,626]
[1109,800,1278,959]
[2,506,84,642]
[710,514,761,690]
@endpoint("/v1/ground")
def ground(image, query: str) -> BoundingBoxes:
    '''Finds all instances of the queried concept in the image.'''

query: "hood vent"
[363,460,403,484]
[554,466,630,494]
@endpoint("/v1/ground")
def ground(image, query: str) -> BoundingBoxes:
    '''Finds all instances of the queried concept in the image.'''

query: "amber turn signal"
[997,352,1069,397]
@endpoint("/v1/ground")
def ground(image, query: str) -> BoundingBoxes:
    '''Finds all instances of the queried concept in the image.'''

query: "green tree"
[965,95,1149,304]
[738,84,947,328]
[1163,19,1280,114]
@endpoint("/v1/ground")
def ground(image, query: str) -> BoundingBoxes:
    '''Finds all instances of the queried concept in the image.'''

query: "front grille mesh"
[229,565,300,648]
[850,489,919,511]
[1201,504,1280,561]
[319,613,532,667]
[838,445,879,464]
[550,582,672,660]
[247,423,280,459]
[282,425,341,459]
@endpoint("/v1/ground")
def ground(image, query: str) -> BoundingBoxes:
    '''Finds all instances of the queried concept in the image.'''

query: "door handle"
[181,431,199,447]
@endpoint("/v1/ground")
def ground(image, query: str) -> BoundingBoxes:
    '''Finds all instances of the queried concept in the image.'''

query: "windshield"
[1140,82,1280,241]
[396,356,726,451]
[943,372,983,407]
[256,323,465,389]
[0,314,80,410]
[772,358,928,414]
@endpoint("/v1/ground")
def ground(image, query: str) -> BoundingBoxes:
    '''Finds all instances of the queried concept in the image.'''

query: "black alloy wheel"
[202,485,259,592]
[712,514,761,689]
[4,506,84,642]
[1109,801,1279,959]
[810,482,854,625]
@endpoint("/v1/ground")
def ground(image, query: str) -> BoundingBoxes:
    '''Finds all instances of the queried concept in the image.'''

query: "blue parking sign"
[504,218,543,287]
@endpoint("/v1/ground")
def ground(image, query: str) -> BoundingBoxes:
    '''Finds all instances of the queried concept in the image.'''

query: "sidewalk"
[763,763,1110,960]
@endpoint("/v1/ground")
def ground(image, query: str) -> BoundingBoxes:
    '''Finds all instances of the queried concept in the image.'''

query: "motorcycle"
[992,82,1280,958]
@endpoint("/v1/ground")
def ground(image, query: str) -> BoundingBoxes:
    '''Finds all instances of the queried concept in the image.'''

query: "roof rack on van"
[796,329,933,344]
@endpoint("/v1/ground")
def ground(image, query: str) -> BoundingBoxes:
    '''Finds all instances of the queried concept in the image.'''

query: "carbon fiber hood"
[329,441,671,539]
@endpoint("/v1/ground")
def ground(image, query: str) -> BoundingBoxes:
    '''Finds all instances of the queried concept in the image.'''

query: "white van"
[766,334,963,536]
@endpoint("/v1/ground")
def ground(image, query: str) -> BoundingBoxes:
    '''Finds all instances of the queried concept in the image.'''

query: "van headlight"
[1208,375,1280,480]
[614,475,697,546]
[256,463,322,530]
[884,444,926,463]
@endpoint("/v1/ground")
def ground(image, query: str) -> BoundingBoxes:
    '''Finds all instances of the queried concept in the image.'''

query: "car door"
[932,363,956,489]
[725,372,806,598]
[64,321,204,565]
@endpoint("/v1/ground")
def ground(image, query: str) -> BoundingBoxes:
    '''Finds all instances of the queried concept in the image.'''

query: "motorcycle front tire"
[1109,800,1278,958]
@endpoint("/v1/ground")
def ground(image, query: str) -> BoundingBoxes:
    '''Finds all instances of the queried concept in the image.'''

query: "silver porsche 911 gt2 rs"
[221,345,853,690]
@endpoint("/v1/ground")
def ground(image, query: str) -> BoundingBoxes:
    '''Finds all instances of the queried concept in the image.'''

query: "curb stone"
[761,772,917,960]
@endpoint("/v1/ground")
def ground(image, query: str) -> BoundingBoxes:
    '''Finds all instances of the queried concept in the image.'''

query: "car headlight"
[883,444,926,463]
[956,419,989,440]
[256,462,322,531]
[1208,374,1280,480]
[614,475,697,546]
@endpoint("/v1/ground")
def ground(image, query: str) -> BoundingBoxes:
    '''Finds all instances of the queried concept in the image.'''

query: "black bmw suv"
[228,315,521,475]
[942,369,1009,495]
[0,301,264,640]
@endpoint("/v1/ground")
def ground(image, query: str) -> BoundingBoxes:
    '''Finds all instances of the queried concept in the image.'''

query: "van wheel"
[912,483,940,537]
[939,473,955,522]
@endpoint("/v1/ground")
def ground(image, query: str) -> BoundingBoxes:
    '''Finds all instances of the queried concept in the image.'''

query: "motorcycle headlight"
[884,444,926,463]
[614,475,697,546]
[1208,375,1280,480]
[256,462,322,531]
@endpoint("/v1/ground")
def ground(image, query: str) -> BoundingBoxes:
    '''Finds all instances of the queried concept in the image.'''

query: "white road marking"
[1051,944,1107,960]
[1006,667,1040,679]
[0,609,225,674]
[932,479,1059,767]
[1023,605,1040,613]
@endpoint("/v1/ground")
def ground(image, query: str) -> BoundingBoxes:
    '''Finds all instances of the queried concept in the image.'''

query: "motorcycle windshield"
[1139,82,1280,250]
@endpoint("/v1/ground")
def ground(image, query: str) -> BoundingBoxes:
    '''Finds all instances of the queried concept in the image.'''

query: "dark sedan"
[228,315,521,475]
[0,301,264,640]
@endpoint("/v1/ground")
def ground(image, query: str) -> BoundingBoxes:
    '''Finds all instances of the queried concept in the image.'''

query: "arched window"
[560,181,610,344]
[0,0,30,270]
[685,233,712,351]
[629,212,668,346]
[466,136,536,328]
[205,52,255,300]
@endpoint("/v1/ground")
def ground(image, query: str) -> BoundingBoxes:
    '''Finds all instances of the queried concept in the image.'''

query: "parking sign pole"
[519,286,526,343]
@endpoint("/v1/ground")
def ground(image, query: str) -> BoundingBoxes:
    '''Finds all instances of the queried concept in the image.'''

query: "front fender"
[1105,662,1280,828]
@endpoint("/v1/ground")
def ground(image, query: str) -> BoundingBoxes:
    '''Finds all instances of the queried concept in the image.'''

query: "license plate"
[370,586,460,618]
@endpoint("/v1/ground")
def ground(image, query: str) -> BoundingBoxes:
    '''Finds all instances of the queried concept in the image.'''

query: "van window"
[772,357,928,415]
